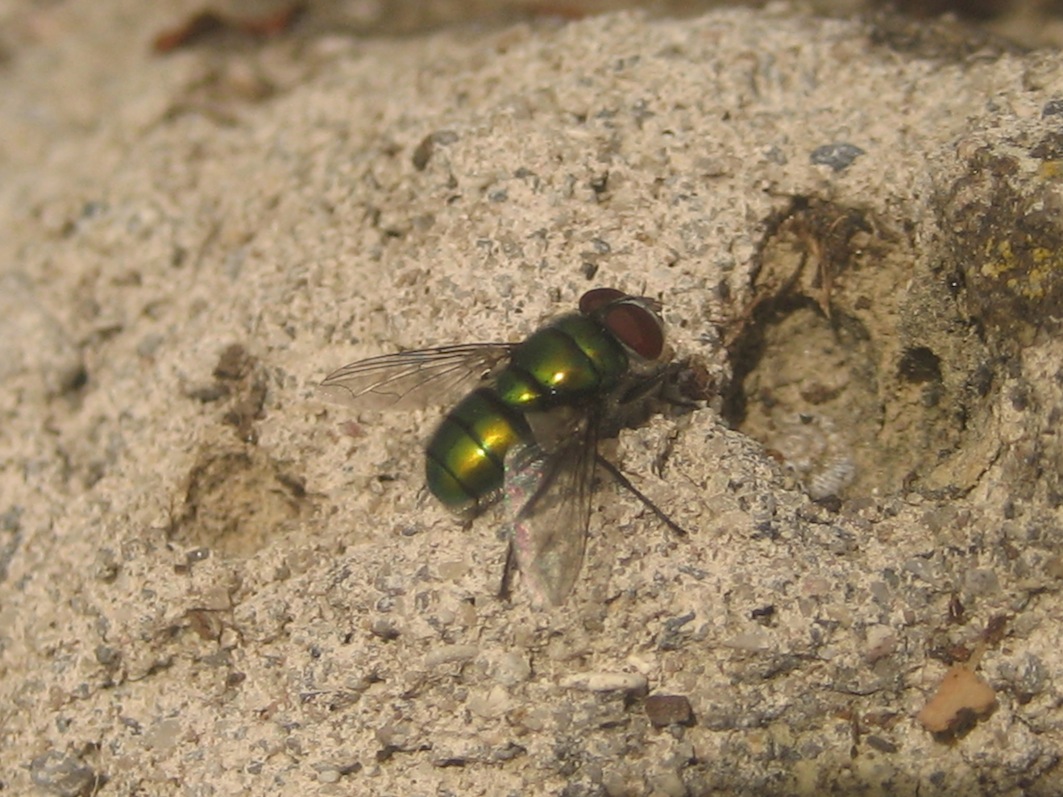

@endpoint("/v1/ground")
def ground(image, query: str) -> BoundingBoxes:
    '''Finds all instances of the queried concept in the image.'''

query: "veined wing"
[320,343,514,410]
[502,412,599,606]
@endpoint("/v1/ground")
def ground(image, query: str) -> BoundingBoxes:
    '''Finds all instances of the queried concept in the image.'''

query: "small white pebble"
[559,672,648,694]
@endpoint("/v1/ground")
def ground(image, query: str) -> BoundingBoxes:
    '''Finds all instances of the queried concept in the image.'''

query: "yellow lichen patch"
[1037,160,1063,179]
[979,239,1014,280]
[979,240,1063,301]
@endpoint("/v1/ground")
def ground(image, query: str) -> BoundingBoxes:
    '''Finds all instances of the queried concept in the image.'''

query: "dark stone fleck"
[810,143,866,171]
[213,343,251,380]
[866,734,899,753]
[370,619,400,640]
[411,136,434,171]
[412,130,459,171]
[95,645,121,668]
[644,694,695,728]
[1042,99,1063,117]
[898,347,942,384]
[966,363,994,398]
[665,611,696,631]
[30,751,100,797]
[1029,130,1063,160]
[0,505,22,532]
[751,604,776,623]
[187,383,230,403]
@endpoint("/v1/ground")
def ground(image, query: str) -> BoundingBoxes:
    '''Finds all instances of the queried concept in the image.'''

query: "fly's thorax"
[494,313,630,409]
[425,388,532,513]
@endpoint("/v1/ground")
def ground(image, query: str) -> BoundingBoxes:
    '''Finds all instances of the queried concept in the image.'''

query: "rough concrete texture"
[2,2,1063,795]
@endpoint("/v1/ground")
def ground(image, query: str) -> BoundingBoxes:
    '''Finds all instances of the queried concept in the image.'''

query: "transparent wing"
[502,412,599,606]
[319,343,514,410]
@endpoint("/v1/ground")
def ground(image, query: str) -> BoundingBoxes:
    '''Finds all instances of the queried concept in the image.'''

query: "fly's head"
[578,288,672,378]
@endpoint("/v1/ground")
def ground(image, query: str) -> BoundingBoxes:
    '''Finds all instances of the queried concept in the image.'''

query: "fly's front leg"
[618,359,706,409]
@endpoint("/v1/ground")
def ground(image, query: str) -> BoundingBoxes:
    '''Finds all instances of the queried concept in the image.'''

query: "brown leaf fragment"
[916,664,996,734]
[153,4,304,54]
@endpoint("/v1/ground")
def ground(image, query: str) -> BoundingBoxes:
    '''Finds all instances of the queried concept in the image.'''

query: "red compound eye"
[603,301,664,360]
[578,288,664,360]
[578,287,628,315]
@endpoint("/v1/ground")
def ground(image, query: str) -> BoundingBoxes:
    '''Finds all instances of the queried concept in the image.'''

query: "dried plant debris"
[187,343,268,444]
[153,4,305,53]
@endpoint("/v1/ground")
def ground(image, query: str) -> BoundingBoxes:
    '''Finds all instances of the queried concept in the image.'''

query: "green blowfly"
[321,288,686,605]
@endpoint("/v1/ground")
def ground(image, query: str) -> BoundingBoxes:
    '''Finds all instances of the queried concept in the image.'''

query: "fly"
[320,288,686,605]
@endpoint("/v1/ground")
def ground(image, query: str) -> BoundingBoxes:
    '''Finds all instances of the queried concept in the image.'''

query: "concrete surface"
[2,2,1063,795]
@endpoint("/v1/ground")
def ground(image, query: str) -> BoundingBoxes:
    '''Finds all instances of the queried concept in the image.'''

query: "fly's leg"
[595,455,688,537]
[497,458,686,603]
[617,363,674,406]
[619,360,705,408]
[499,539,517,601]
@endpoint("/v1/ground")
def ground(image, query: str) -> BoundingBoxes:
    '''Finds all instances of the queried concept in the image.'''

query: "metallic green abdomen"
[425,389,531,511]
[425,313,630,512]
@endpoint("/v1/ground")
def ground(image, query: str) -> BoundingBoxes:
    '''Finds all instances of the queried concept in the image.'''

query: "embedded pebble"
[559,672,648,694]
[143,718,182,751]
[917,665,996,733]
[810,142,866,171]
[487,650,532,685]
[963,568,1000,597]
[644,694,695,728]
[0,272,84,396]
[29,751,97,797]
[864,625,897,663]
[902,557,936,583]
[723,631,772,652]
[316,768,341,784]
[467,685,510,718]
[424,644,478,667]
[647,770,688,797]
